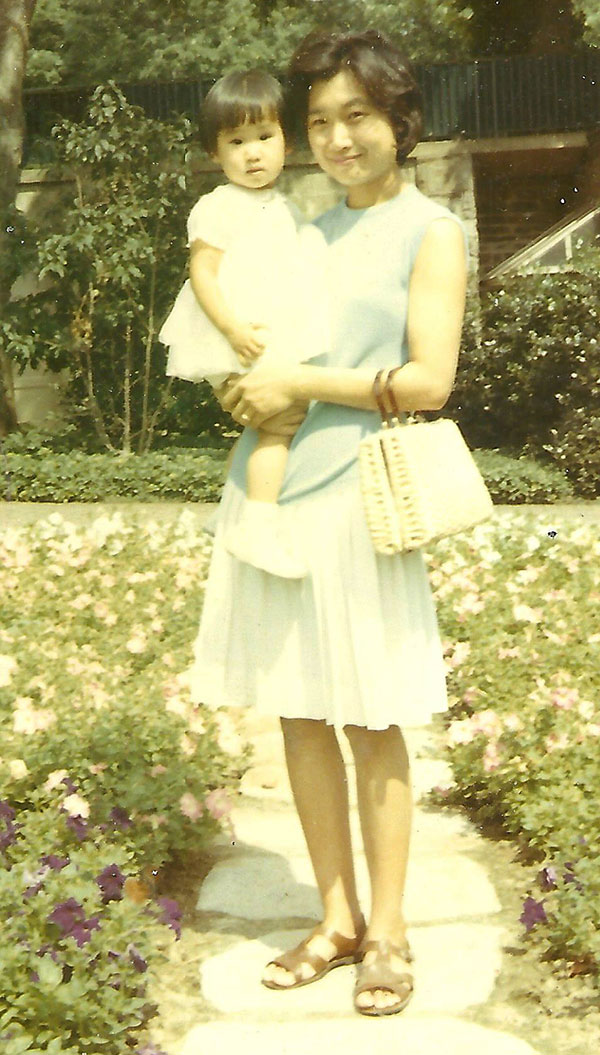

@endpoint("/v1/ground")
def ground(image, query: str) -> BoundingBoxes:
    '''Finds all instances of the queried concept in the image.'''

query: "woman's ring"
[241,413,250,423]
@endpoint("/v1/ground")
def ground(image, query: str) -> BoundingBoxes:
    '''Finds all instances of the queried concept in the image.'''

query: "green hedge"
[1,446,572,504]
[448,243,600,498]
[2,449,228,503]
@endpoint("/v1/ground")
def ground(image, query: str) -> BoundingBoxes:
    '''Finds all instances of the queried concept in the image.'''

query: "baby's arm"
[189,240,266,366]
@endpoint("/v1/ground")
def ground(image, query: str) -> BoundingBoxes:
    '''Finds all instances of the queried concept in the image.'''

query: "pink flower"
[179,792,203,821]
[205,788,232,821]
[151,764,167,777]
[545,733,570,753]
[473,709,503,739]
[482,741,502,772]
[550,687,579,710]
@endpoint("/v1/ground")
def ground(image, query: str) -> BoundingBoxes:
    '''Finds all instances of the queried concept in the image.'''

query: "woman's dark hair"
[288,30,423,163]
[201,69,289,154]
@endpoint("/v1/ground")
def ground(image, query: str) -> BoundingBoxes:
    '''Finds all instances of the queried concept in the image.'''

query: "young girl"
[159,69,329,578]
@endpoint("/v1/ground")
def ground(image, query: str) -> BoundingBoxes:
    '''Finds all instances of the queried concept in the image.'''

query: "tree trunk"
[0,0,36,436]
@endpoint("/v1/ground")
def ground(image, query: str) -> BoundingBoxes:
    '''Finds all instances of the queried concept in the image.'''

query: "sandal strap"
[268,918,366,981]
[360,938,413,963]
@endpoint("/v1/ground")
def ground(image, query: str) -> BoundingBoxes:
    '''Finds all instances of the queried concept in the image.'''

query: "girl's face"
[213,114,286,190]
[307,70,400,207]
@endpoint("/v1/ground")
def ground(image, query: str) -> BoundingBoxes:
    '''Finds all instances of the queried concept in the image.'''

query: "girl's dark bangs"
[219,99,278,131]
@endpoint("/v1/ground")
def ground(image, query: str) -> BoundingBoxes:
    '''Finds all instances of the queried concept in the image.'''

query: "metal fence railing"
[23,51,600,151]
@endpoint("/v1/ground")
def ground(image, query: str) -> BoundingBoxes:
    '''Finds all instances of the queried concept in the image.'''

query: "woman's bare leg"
[344,723,412,1012]
[262,717,364,986]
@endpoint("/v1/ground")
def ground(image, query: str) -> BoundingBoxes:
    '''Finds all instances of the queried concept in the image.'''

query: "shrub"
[448,243,600,497]
[0,815,175,1055]
[2,441,573,505]
[473,449,572,504]
[0,511,246,1052]
[429,514,600,978]
[2,448,228,502]
[3,84,194,454]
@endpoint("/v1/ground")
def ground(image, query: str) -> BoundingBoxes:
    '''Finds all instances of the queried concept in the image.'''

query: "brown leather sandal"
[262,917,366,990]
[353,938,414,1016]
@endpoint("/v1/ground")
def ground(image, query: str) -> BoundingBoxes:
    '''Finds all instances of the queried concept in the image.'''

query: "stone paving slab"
[227,803,480,863]
[197,847,500,923]
[180,1015,541,1055]
[200,922,504,1017]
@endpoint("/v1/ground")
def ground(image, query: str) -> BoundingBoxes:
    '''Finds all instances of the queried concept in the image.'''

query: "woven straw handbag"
[359,367,494,554]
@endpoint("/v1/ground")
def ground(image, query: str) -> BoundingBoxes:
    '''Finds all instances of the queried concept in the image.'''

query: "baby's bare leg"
[246,431,292,503]
[225,429,305,577]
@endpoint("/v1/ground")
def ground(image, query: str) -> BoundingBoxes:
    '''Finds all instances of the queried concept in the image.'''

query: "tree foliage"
[26,0,473,89]
[3,85,195,453]
[463,0,587,55]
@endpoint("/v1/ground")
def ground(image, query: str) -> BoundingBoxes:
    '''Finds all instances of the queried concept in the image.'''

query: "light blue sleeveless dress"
[188,184,465,730]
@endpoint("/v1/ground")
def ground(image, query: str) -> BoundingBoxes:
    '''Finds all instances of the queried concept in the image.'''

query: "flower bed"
[430,513,600,979]
[0,512,245,1053]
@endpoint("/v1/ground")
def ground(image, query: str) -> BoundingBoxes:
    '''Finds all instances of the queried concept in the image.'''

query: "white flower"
[44,769,69,792]
[0,654,17,687]
[513,603,542,624]
[9,759,29,780]
[62,793,90,818]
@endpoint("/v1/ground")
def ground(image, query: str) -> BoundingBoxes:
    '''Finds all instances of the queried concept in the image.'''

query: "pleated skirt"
[187,477,447,730]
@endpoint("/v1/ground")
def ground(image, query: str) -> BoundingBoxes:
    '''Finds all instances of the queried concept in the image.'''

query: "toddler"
[159,69,329,577]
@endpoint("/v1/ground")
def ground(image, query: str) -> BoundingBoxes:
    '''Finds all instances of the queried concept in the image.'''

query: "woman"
[192,29,467,1016]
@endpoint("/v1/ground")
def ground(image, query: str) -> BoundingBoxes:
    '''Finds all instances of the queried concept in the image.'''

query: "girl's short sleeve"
[186,186,239,250]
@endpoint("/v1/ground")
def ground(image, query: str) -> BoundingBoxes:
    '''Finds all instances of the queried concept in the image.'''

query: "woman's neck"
[346,167,406,210]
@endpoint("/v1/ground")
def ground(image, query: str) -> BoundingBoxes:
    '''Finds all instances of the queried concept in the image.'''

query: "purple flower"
[563,863,584,892]
[37,943,59,962]
[61,777,78,794]
[41,854,70,871]
[47,899,100,947]
[0,802,16,823]
[0,821,17,852]
[95,863,126,902]
[70,916,100,948]
[23,880,44,900]
[48,898,85,935]
[156,897,182,940]
[128,943,148,973]
[520,896,548,933]
[538,866,558,891]
[65,815,89,841]
[110,806,133,830]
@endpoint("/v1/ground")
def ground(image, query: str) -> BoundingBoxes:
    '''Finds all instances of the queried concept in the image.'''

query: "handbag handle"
[373,367,402,426]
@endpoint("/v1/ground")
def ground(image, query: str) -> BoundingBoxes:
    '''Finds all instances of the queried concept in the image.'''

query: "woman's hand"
[219,364,301,428]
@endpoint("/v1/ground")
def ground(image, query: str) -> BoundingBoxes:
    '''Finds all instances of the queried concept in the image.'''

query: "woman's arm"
[189,239,266,365]
[222,218,467,424]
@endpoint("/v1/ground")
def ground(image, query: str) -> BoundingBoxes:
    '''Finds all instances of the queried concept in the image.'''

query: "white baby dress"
[159,182,329,385]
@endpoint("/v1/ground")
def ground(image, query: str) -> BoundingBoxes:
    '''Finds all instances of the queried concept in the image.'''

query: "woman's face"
[306,69,399,206]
